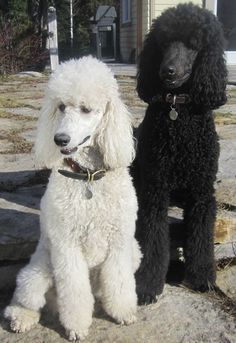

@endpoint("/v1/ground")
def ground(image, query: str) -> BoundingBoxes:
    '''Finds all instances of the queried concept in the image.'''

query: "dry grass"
[0,96,41,110]
[0,96,23,108]
[0,110,37,121]
[209,285,236,319]
[214,111,236,125]
[0,128,33,154]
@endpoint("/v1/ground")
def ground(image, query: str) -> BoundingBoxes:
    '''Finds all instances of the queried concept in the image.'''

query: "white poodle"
[4,56,141,341]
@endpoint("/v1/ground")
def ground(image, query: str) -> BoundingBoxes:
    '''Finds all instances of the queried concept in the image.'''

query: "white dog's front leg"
[100,240,137,325]
[51,245,94,341]
[4,239,53,332]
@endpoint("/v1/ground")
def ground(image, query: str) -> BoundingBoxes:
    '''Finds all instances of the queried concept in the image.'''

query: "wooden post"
[48,6,59,72]
[69,0,74,51]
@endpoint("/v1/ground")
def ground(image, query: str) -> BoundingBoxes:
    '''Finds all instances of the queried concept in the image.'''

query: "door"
[213,0,236,64]
[98,24,116,62]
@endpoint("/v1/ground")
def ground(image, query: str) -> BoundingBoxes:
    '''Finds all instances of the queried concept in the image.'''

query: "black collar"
[58,158,106,181]
[150,93,191,105]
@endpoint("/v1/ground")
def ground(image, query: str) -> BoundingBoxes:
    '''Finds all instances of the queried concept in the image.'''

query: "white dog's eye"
[80,105,91,114]
[59,103,66,112]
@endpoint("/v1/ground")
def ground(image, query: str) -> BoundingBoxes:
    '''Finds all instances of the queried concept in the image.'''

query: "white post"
[48,6,59,72]
[70,0,74,50]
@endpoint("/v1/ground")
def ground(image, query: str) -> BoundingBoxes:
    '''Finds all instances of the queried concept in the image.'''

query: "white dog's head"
[35,56,135,169]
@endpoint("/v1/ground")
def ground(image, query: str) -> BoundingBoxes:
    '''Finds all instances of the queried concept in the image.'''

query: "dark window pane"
[217,0,236,51]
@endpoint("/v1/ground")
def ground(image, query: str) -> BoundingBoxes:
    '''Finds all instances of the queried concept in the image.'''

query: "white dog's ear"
[34,96,60,169]
[93,97,135,169]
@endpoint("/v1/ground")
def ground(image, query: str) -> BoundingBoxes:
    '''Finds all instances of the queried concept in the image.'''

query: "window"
[122,0,131,24]
[217,0,236,51]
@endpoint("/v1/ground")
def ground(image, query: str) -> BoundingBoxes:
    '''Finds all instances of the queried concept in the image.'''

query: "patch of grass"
[0,128,33,154]
[0,96,42,110]
[21,103,41,110]
[0,87,43,96]
[0,86,20,93]
[208,285,236,319]
[0,96,22,108]
[214,111,236,125]
[0,110,37,121]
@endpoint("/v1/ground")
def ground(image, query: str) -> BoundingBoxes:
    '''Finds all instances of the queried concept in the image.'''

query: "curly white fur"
[4,56,141,341]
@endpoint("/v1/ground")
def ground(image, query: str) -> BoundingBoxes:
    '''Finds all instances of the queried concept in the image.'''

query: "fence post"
[48,6,59,72]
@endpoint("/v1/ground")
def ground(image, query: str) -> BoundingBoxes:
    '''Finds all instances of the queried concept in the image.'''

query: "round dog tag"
[169,108,178,120]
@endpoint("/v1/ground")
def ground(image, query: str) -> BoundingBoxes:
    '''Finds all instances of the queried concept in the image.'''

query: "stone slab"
[218,139,236,181]
[215,242,236,259]
[0,284,235,343]
[108,63,136,77]
[16,71,44,78]
[0,263,26,290]
[0,185,45,260]
[216,179,236,208]
[217,265,236,301]
[0,154,47,191]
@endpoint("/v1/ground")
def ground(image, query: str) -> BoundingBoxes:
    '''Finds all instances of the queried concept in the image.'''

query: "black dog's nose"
[167,66,176,76]
[54,133,71,146]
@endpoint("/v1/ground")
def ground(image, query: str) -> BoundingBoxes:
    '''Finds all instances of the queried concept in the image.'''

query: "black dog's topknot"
[137,2,228,109]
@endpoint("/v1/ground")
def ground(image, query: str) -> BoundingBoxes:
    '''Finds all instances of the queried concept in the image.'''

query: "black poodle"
[133,3,228,305]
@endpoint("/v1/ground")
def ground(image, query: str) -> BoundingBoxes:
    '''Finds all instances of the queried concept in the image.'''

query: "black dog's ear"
[190,48,227,110]
[137,32,162,103]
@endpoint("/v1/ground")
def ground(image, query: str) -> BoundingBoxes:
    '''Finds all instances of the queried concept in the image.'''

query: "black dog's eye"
[80,105,91,114]
[59,103,66,112]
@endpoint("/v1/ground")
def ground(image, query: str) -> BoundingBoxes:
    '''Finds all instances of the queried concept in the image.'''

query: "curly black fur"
[133,3,228,305]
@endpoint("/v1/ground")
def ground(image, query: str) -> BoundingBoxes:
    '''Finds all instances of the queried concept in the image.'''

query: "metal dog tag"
[169,108,178,120]
[85,182,93,199]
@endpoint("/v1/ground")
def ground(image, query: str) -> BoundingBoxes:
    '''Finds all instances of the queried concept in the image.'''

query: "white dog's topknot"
[48,56,118,108]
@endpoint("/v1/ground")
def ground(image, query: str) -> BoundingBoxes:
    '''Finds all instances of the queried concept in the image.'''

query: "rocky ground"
[0,69,235,342]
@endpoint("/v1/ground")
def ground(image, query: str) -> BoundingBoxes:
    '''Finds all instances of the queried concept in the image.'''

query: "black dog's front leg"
[183,194,216,291]
[135,183,170,305]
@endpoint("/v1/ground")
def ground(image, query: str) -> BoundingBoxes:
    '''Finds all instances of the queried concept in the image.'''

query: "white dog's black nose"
[54,133,71,146]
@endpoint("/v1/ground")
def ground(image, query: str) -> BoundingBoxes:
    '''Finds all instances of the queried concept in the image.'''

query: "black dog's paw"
[136,283,163,305]
[183,277,216,293]
[184,266,216,292]
[135,268,165,305]
[138,292,158,306]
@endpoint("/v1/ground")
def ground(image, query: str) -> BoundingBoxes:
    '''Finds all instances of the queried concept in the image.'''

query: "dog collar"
[58,158,106,182]
[58,158,106,199]
[150,93,191,105]
[150,93,191,121]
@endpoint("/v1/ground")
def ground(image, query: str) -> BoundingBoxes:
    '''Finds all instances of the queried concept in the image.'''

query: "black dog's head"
[137,3,228,109]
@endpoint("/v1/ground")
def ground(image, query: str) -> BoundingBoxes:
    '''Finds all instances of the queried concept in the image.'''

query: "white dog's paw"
[4,304,40,333]
[117,314,137,326]
[66,329,88,341]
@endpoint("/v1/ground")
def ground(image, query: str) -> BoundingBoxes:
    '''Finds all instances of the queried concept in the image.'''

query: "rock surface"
[217,265,236,300]
[0,285,236,343]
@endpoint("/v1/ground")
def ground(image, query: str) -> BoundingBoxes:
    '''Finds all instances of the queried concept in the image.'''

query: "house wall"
[120,1,137,62]
[152,0,203,19]
[120,0,203,63]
